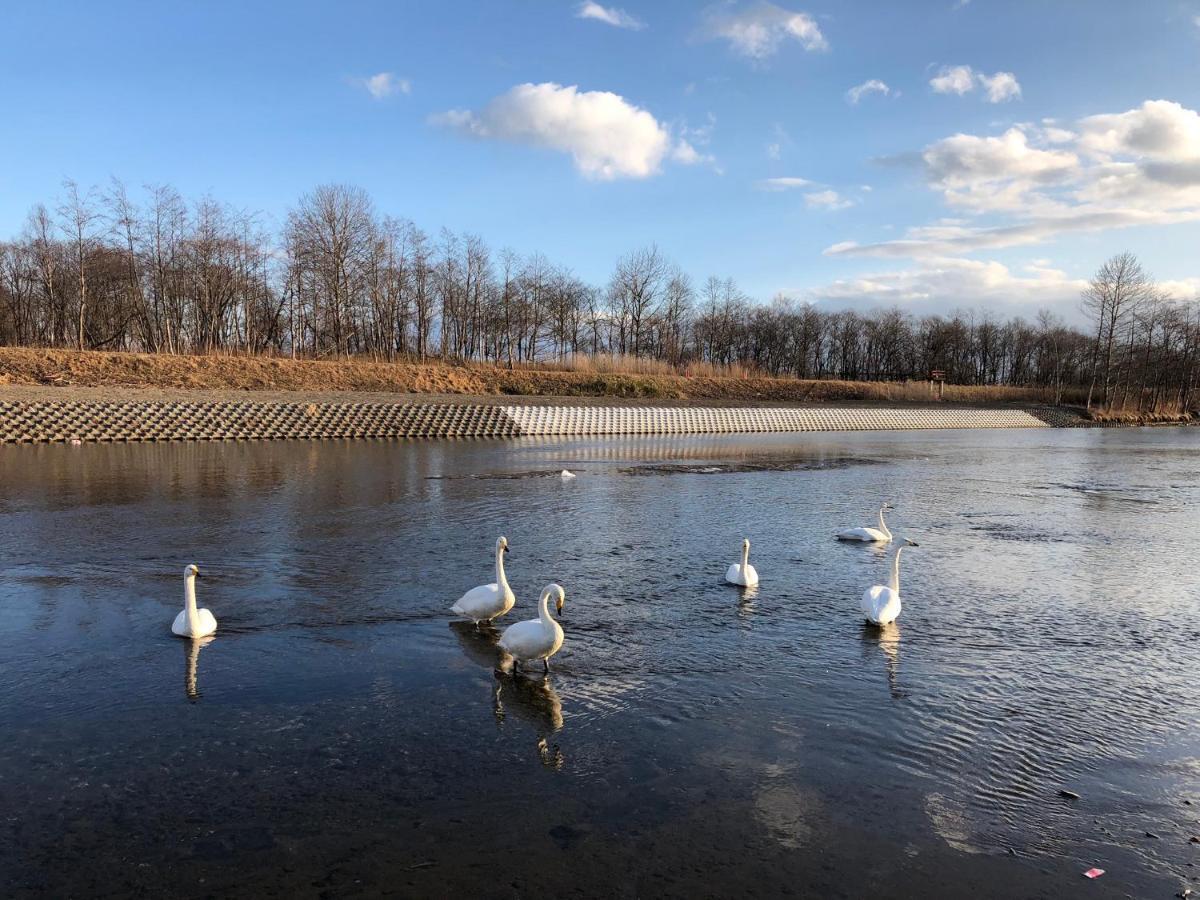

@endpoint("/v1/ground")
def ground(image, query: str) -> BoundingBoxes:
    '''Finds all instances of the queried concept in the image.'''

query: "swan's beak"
[556,597,565,615]
[906,540,919,547]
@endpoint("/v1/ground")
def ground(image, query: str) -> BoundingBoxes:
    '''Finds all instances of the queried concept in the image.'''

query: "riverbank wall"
[0,398,1099,443]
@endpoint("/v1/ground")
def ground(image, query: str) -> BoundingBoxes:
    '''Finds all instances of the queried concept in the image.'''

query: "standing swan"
[725,538,759,587]
[861,540,916,626]
[837,504,893,543]
[499,584,566,673]
[171,564,217,638]
[451,536,516,624]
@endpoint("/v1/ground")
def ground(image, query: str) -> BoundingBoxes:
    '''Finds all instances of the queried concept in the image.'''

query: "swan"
[451,536,516,624]
[725,538,759,587]
[861,540,917,626]
[499,584,565,673]
[560,469,576,479]
[837,503,894,543]
[171,564,217,638]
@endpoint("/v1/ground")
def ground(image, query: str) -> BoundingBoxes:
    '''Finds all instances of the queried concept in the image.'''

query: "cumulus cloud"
[353,72,411,99]
[805,257,1089,320]
[846,79,890,105]
[930,65,976,96]
[755,176,813,191]
[805,189,854,210]
[978,71,1021,103]
[576,2,645,30]
[1076,99,1200,161]
[826,98,1200,259]
[432,82,705,180]
[702,2,827,60]
[930,65,1021,103]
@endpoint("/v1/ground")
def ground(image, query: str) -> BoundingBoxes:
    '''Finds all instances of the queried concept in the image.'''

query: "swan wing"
[838,527,886,542]
[171,609,189,636]
[452,583,502,618]
[196,609,218,637]
[499,619,551,660]
[724,563,742,584]
[742,564,759,587]
[861,586,900,624]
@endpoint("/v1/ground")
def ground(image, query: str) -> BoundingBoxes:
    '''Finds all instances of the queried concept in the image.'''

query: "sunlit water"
[2,429,1199,898]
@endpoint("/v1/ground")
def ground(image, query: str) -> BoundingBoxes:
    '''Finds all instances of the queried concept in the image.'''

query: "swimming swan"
[171,564,217,638]
[725,538,759,587]
[499,584,566,673]
[451,536,516,624]
[560,469,576,479]
[861,541,916,626]
[838,504,893,543]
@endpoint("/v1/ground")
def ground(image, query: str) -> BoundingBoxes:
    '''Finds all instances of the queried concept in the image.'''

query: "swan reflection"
[450,620,566,768]
[861,622,904,699]
[183,635,215,701]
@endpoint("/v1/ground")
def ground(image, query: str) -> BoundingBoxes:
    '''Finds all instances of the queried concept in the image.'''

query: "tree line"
[1,180,1196,411]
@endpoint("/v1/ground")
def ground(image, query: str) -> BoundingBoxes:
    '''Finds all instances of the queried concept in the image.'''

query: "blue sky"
[2,0,1198,319]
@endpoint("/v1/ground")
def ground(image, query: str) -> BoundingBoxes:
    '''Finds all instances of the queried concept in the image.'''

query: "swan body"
[861,543,911,626]
[838,504,893,543]
[171,565,217,638]
[499,584,565,672]
[560,469,576,479]
[451,536,516,624]
[725,538,759,587]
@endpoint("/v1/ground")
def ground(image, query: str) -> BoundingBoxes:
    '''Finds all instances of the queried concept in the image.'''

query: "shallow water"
[2,429,1199,898]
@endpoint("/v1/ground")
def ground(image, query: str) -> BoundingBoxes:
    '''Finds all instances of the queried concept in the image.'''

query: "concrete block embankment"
[0,399,1074,444]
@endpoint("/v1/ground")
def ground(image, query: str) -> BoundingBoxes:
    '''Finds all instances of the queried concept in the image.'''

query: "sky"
[2,0,1199,322]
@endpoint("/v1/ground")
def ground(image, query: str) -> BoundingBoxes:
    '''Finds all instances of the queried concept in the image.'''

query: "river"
[1,428,1198,897]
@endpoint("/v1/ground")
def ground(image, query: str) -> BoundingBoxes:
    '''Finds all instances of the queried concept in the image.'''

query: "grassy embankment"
[0,347,1087,406]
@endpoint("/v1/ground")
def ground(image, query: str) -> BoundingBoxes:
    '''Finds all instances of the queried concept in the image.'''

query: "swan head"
[497,536,509,554]
[903,538,919,547]
[184,564,201,579]
[742,538,750,552]
[545,583,565,615]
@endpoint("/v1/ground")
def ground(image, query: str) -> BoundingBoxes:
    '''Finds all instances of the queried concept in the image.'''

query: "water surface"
[2,429,1199,898]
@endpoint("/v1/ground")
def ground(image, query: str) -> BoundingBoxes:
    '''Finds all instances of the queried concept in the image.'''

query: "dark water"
[2,429,1199,898]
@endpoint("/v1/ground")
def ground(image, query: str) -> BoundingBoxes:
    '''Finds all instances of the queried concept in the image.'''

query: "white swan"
[725,538,759,587]
[560,469,576,479]
[499,584,565,673]
[451,536,516,624]
[837,504,893,543]
[171,564,217,638]
[861,541,916,626]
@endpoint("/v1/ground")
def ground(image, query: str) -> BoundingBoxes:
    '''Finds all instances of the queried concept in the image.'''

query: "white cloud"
[703,3,827,60]
[826,98,1200,260]
[930,65,976,96]
[354,72,411,100]
[979,71,1021,103]
[806,257,1089,320]
[577,2,646,30]
[433,82,689,180]
[805,189,854,210]
[846,79,890,105]
[930,65,1022,103]
[756,176,813,191]
[1077,99,1200,162]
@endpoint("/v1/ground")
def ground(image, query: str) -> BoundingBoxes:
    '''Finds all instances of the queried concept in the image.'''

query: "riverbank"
[0,347,1067,405]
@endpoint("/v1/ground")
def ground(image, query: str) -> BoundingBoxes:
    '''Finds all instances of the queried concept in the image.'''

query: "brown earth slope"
[0,348,1071,407]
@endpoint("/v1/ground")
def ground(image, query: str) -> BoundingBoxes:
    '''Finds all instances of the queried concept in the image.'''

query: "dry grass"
[1083,408,1196,424]
[0,347,1074,406]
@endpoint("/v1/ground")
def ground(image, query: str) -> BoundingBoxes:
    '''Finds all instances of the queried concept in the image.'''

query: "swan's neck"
[538,590,556,627]
[184,575,200,633]
[495,545,510,593]
[890,546,903,593]
[878,507,892,540]
[741,542,750,568]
